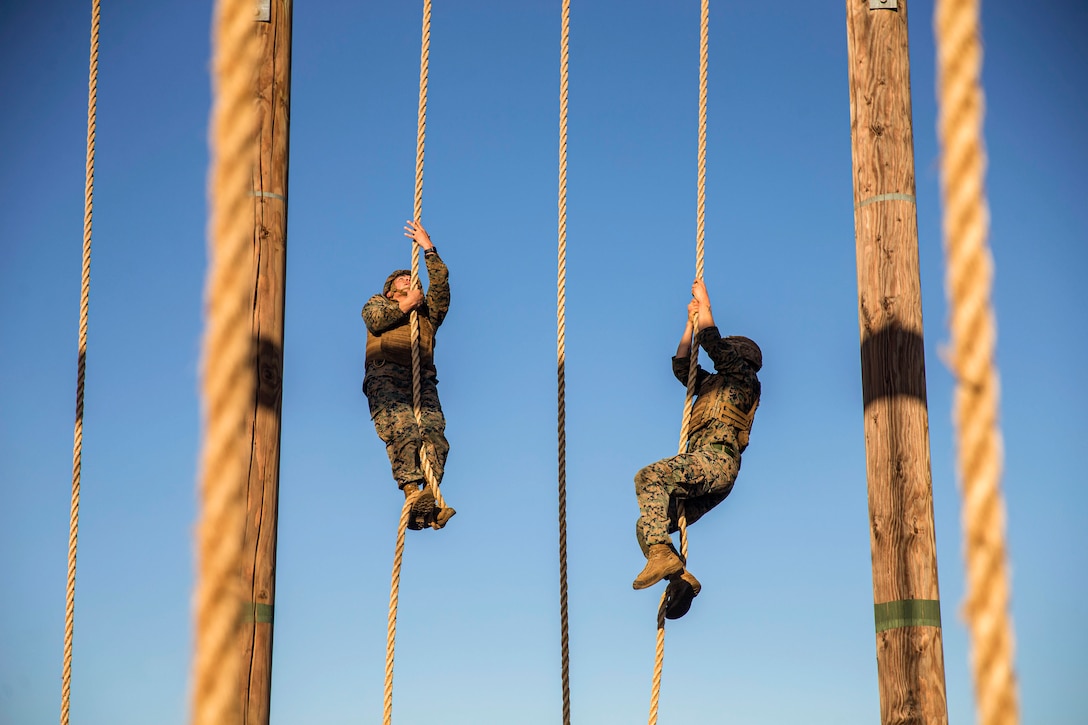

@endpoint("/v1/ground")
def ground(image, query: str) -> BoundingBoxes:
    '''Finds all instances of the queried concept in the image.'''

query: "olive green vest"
[689,376,760,451]
[365,315,435,370]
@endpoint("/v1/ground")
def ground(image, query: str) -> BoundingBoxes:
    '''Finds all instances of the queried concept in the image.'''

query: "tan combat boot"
[632,544,685,590]
[403,484,435,530]
[430,506,456,530]
[664,570,702,619]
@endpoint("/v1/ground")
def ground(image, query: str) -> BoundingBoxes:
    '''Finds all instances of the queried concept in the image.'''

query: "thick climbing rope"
[648,1,709,722]
[383,500,414,724]
[934,3,1019,724]
[406,0,446,512]
[60,2,100,723]
[383,2,440,722]
[556,1,572,723]
[190,1,258,723]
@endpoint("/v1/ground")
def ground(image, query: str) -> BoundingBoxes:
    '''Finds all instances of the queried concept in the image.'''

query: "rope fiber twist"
[649,1,710,721]
[383,498,414,724]
[556,2,572,723]
[934,2,1019,723]
[60,2,101,722]
[407,0,447,512]
[384,3,440,722]
[190,1,258,723]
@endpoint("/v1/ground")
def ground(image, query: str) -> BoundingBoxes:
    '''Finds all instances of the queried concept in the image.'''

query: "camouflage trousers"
[634,446,740,551]
[364,371,448,490]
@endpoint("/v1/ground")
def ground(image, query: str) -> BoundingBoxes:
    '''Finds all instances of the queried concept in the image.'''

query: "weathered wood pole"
[240,1,292,723]
[845,1,949,723]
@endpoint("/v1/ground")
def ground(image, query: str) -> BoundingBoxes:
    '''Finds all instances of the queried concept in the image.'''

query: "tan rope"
[408,0,447,511]
[60,2,100,722]
[649,1,709,721]
[383,500,414,724]
[190,1,258,723]
[556,1,572,723]
[934,2,1019,724]
[647,593,668,724]
[382,3,439,722]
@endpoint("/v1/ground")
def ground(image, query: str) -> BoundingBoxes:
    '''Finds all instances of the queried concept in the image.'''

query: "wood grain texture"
[845,1,949,722]
[240,2,292,723]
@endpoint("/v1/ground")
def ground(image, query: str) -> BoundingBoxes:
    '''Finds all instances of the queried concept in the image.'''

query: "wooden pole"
[240,1,292,723]
[844,1,949,723]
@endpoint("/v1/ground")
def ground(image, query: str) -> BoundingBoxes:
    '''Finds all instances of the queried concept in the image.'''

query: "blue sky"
[1,1,1085,724]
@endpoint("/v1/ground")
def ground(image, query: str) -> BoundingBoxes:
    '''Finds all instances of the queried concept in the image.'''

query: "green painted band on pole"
[250,190,286,201]
[874,599,941,633]
[856,192,916,209]
[243,602,274,624]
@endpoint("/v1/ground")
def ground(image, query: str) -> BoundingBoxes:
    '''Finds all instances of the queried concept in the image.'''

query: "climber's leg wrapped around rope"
[365,372,448,488]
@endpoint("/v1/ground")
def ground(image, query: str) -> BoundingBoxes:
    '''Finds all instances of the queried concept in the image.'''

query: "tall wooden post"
[845,1,949,723]
[241,1,292,723]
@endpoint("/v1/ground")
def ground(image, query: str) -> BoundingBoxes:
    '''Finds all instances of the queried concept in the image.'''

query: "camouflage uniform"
[362,250,451,490]
[635,327,761,548]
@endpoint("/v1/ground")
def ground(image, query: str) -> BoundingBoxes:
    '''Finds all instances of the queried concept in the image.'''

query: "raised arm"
[423,252,450,328]
[405,219,450,328]
[675,299,698,358]
[404,219,435,253]
[672,298,709,386]
[691,278,715,332]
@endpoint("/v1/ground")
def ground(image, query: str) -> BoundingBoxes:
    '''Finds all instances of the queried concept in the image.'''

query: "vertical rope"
[678,0,712,559]
[60,2,100,722]
[383,501,414,724]
[934,2,1018,724]
[647,594,668,725]
[694,0,709,287]
[191,0,257,723]
[556,2,572,723]
[649,2,709,722]
[408,0,447,510]
[383,3,438,722]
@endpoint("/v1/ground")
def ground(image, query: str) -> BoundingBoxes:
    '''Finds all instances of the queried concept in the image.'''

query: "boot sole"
[664,571,701,619]
[430,507,456,530]
[405,488,436,530]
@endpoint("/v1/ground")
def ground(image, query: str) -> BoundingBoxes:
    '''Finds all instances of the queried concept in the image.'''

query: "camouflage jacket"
[672,326,761,455]
[362,251,450,378]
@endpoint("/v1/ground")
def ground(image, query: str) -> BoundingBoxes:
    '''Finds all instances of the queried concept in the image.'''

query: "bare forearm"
[676,321,695,357]
[690,278,714,332]
[695,305,715,332]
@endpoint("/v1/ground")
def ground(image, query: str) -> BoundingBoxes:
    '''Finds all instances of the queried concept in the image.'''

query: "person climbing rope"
[632,278,761,618]
[362,219,454,530]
